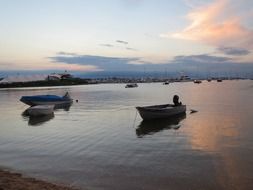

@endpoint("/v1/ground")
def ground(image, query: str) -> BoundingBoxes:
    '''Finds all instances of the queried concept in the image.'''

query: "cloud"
[49,53,140,71]
[47,52,253,75]
[100,44,114,47]
[169,54,253,74]
[100,41,138,51]
[116,40,128,45]
[162,0,253,49]
[172,54,231,64]
[125,47,138,51]
[57,51,77,56]
[217,46,250,56]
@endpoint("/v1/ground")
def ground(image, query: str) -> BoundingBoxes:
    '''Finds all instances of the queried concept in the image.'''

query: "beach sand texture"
[0,170,79,190]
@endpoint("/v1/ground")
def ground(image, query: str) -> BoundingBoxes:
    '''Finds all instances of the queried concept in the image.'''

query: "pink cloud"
[164,0,253,49]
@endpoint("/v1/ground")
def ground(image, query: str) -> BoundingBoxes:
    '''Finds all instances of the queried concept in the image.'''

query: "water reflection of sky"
[184,109,253,189]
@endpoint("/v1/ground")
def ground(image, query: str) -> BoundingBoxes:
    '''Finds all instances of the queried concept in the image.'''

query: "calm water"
[0,80,253,190]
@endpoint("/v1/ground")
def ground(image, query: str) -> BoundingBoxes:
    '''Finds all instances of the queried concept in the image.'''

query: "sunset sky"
[0,0,253,74]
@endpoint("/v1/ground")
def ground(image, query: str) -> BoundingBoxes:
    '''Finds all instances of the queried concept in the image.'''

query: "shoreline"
[0,169,80,190]
[0,78,250,89]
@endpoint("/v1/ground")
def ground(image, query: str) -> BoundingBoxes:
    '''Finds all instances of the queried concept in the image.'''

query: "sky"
[0,0,253,76]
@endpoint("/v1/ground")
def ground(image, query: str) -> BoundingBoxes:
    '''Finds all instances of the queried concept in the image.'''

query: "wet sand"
[0,170,79,190]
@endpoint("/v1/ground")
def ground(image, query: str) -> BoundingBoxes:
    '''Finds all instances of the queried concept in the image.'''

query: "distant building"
[49,71,73,80]
[47,74,61,81]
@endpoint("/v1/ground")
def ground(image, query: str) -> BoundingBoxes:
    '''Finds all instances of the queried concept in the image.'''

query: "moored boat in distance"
[163,81,169,85]
[193,80,202,84]
[20,92,73,106]
[125,83,138,88]
[217,79,223,82]
[136,104,186,120]
[26,105,54,116]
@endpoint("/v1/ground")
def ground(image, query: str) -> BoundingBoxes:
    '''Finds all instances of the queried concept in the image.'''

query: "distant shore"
[0,77,251,89]
[0,78,92,88]
[0,169,79,190]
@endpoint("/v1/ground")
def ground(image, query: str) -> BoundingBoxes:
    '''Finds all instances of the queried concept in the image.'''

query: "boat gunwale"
[136,104,185,110]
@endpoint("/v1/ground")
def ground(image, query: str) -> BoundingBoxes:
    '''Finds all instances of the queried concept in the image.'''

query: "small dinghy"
[27,105,54,116]
[136,104,186,120]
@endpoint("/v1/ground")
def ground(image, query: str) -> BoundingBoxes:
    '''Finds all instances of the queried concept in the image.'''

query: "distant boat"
[20,92,73,106]
[207,79,212,82]
[125,83,138,88]
[217,79,223,82]
[163,81,170,85]
[26,105,54,116]
[179,74,192,82]
[136,104,186,120]
[193,80,202,84]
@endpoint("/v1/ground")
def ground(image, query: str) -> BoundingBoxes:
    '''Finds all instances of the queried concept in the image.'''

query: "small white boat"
[27,105,54,116]
[136,104,186,120]
[125,83,138,88]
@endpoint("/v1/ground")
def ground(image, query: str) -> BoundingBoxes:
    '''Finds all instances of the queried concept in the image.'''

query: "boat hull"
[125,83,138,88]
[20,95,73,106]
[27,105,54,116]
[21,99,73,106]
[136,104,186,120]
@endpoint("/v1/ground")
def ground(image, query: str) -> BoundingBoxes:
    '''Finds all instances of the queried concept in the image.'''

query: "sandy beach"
[0,170,79,190]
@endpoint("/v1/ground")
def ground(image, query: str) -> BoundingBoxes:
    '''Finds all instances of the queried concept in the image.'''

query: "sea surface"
[0,80,253,190]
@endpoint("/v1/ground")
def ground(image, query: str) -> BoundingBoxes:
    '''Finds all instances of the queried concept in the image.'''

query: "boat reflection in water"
[22,110,54,126]
[54,102,72,111]
[22,102,72,126]
[28,113,55,126]
[136,113,186,137]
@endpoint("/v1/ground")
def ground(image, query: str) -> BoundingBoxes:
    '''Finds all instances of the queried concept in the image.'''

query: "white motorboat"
[136,104,186,120]
[27,105,54,116]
